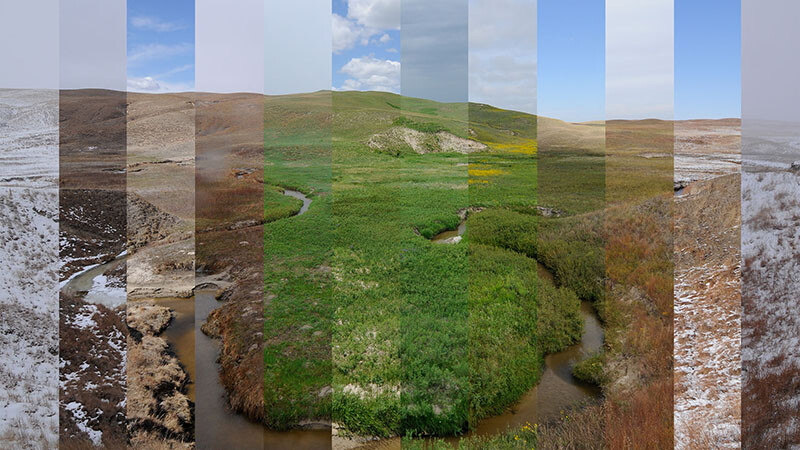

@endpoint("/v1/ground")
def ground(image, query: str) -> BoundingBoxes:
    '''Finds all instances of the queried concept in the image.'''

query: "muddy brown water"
[284,189,311,215]
[431,220,466,244]
[149,297,196,401]
[195,289,331,449]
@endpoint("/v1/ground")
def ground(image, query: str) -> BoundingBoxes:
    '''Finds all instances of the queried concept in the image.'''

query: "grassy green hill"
[263,90,674,449]
[262,90,592,440]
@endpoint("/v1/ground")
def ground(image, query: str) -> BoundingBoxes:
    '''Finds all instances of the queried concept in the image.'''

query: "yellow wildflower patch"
[468,168,508,177]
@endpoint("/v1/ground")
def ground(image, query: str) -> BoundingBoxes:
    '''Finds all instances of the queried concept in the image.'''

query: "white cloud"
[128,43,193,65]
[338,56,400,92]
[127,76,193,93]
[60,0,127,90]
[469,0,535,51]
[332,13,363,53]
[130,15,184,32]
[127,76,160,91]
[347,0,400,30]
[333,0,399,53]
[470,53,536,113]
[0,0,58,89]
[468,0,536,114]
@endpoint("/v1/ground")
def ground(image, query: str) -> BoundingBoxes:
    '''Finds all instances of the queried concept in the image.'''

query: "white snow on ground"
[673,124,742,449]
[0,89,58,188]
[64,402,102,446]
[742,170,800,377]
[0,87,58,449]
[83,273,127,309]
[674,264,741,448]
[741,167,800,444]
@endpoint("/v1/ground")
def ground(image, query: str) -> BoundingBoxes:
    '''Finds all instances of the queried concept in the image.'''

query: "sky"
[742,0,800,123]
[196,0,263,94]
[127,0,194,93]
[0,0,58,89]
[265,0,331,95]
[538,0,605,122]
[606,0,673,120]
[0,1,744,117]
[675,0,740,120]
[469,0,536,115]
[61,0,127,90]
[401,0,468,103]
[332,0,401,93]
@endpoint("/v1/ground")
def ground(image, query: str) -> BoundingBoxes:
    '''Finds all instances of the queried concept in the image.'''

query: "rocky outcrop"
[368,127,487,155]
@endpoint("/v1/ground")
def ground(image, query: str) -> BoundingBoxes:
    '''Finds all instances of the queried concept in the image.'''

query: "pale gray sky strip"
[606,0,673,119]
[196,0,264,94]
[0,0,59,89]
[265,0,331,95]
[742,0,800,124]
[401,0,468,103]
[60,0,127,91]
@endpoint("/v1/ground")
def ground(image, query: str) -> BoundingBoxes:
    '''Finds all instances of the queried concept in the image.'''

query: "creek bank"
[195,289,331,449]
[127,301,194,448]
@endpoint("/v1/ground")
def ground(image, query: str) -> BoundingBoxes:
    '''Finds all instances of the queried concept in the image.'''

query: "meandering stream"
[60,252,127,308]
[64,194,602,448]
[194,188,330,448]
[284,189,311,215]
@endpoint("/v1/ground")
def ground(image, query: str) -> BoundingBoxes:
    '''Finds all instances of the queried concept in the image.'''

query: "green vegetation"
[403,422,539,450]
[262,90,673,448]
[392,116,449,134]
[331,92,469,437]
[572,352,605,385]
[263,92,333,429]
[261,90,601,441]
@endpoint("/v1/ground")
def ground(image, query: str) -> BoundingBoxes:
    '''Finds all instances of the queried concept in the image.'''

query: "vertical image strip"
[605,0,674,447]
[0,1,59,447]
[400,0,470,441]
[262,1,333,448]
[58,0,128,447]
[673,0,741,447]
[464,0,542,447]
[330,0,404,446]
[536,0,607,445]
[125,0,196,447]
[194,0,265,448]
[741,1,800,447]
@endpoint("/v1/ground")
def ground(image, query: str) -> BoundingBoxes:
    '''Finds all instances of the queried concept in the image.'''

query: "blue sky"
[676,0,741,120]
[538,0,605,122]
[127,0,194,93]
[332,0,400,93]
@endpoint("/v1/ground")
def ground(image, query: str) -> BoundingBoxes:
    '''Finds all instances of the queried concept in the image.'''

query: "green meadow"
[262,90,616,441]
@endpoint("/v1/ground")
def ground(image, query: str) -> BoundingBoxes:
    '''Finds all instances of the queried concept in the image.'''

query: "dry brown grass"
[194,93,265,425]
[59,295,127,447]
[603,378,673,450]
[536,404,606,450]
